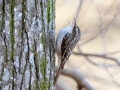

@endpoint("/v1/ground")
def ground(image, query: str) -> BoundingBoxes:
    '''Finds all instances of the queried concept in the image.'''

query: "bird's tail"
[53,63,62,86]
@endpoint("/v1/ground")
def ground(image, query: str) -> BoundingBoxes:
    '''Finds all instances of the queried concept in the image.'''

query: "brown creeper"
[53,19,81,85]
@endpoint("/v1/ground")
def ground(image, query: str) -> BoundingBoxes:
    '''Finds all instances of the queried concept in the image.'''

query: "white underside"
[56,25,73,66]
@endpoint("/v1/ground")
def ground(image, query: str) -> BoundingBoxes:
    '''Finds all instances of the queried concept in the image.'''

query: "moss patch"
[40,54,46,78]
[40,32,46,44]
[10,0,15,89]
[47,0,50,23]
[10,0,15,61]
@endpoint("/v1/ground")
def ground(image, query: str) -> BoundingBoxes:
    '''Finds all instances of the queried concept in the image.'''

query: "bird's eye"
[74,26,76,29]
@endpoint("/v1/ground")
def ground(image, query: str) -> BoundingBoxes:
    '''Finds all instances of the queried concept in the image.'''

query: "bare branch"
[104,68,120,87]
[80,2,118,46]
[56,81,71,90]
[75,0,83,20]
[61,69,95,90]
[106,50,120,55]
[73,52,120,66]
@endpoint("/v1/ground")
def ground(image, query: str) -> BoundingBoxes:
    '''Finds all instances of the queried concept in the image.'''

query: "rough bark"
[0,0,55,90]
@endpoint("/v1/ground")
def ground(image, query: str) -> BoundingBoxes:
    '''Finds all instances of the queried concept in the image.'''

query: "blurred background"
[55,0,120,90]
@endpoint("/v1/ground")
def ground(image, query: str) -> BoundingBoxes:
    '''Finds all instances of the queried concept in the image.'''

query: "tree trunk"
[0,0,55,90]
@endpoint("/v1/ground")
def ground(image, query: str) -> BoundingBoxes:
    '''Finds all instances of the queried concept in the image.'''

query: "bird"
[53,19,81,85]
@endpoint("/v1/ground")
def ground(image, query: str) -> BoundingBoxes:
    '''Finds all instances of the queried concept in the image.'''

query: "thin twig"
[73,52,120,66]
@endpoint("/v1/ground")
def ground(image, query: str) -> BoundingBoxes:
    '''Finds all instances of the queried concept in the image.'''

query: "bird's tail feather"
[53,64,62,86]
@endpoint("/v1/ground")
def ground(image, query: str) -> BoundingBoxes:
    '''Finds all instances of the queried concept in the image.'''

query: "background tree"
[0,0,55,90]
